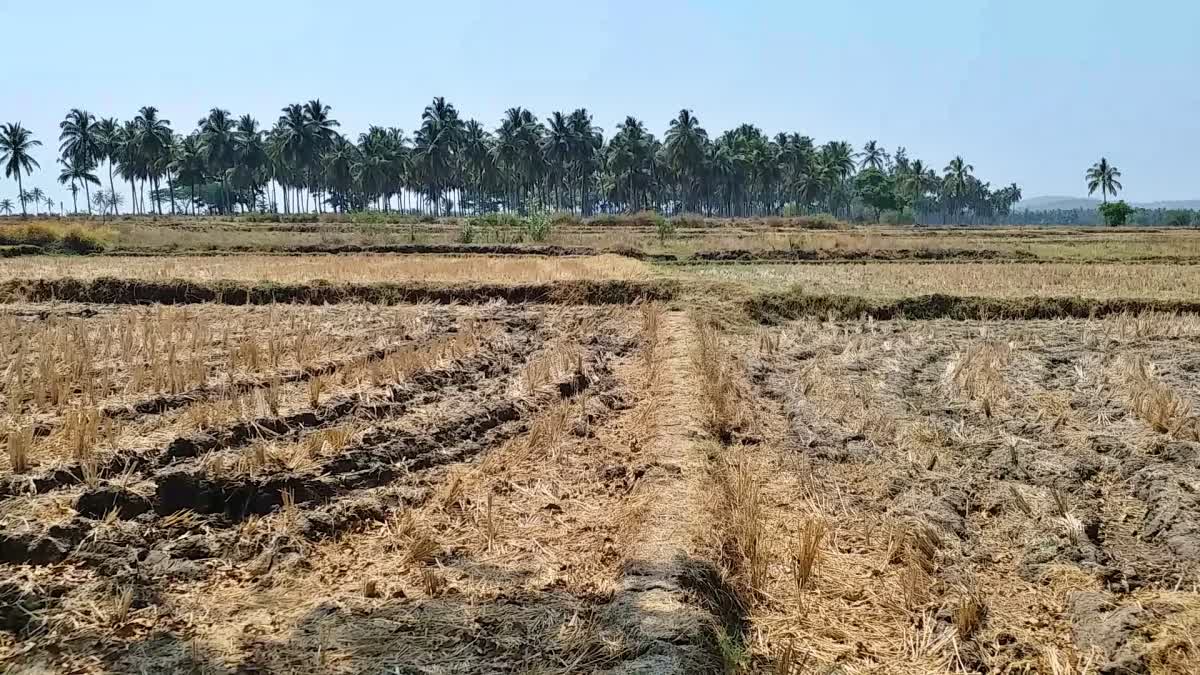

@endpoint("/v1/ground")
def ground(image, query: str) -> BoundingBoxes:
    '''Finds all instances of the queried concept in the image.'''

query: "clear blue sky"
[2,0,1197,205]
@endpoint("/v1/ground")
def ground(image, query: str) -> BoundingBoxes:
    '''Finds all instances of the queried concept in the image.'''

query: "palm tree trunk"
[83,180,92,216]
[70,180,79,214]
[107,163,117,214]
[167,174,176,215]
[16,174,25,216]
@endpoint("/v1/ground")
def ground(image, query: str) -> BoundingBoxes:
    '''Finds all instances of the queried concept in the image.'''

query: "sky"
[2,0,1198,206]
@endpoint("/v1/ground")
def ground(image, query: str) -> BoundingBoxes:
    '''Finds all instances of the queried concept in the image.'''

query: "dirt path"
[603,311,729,674]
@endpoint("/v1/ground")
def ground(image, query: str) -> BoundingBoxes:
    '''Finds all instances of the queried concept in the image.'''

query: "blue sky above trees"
[2,0,1197,204]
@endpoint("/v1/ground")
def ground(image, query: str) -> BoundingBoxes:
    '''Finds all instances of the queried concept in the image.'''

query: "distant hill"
[1017,196,1200,211]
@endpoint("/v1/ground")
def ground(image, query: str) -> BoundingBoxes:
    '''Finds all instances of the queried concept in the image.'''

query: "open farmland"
[1,224,1199,674]
[0,253,651,284]
[682,261,1200,300]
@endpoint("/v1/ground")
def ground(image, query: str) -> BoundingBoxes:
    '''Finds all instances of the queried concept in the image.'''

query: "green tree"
[199,108,237,213]
[171,134,207,215]
[58,109,101,213]
[0,198,13,215]
[1085,158,1122,204]
[855,168,900,221]
[133,106,173,215]
[663,109,708,212]
[1098,200,1134,226]
[1164,210,1193,227]
[0,123,42,216]
[414,97,464,216]
[942,156,974,223]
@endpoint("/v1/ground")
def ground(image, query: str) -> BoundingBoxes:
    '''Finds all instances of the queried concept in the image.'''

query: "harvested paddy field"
[2,229,1200,674]
[718,314,1200,673]
[0,254,651,284]
[686,261,1200,300]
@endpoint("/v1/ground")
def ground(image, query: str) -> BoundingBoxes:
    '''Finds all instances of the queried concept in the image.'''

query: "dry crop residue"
[733,314,1200,673]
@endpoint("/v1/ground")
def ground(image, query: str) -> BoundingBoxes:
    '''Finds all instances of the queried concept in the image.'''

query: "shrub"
[524,210,552,242]
[549,210,582,226]
[656,213,677,243]
[456,219,476,244]
[60,228,108,254]
[0,221,111,253]
[0,223,58,247]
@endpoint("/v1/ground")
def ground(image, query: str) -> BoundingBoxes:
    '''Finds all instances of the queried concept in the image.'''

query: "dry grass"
[692,321,744,441]
[1116,354,1200,439]
[0,253,651,284]
[685,262,1200,300]
[724,317,1200,674]
[0,303,449,473]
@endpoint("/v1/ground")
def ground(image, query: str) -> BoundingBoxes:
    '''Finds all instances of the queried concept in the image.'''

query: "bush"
[549,210,582,227]
[0,223,58,247]
[524,210,553,242]
[456,219,476,244]
[656,214,678,243]
[60,228,107,254]
[0,221,111,253]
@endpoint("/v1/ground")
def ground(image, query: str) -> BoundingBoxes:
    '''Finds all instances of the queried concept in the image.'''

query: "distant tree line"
[0,99,1023,223]
[1000,207,1197,227]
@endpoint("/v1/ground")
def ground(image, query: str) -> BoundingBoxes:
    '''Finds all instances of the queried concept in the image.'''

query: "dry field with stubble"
[2,236,1200,674]
[0,253,651,285]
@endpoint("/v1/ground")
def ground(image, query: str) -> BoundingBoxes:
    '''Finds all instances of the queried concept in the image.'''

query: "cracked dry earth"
[0,304,733,674]
[735,314,1200,674]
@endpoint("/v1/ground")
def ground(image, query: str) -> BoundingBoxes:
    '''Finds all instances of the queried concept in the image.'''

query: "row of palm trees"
[2,100,1022,221]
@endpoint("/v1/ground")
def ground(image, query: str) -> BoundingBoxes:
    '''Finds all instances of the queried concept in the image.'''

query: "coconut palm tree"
[171,133,206,215]
[0,123,42,216]
[234,115,268,211]
[91,190,109,218]
[303,100,339,212]
[414,97,464,216]
[0,198,12,215]
[1085,158,1122,204]
[133,107,173,215]
[58,155,99,214]
[44,195,55,214]
[94,117,121,211]
[859,140,886,171]
[59,109,102,213]
[28,188,46,215]
[59,109,100,168]
[942,156,974,223]
[663,109,708,213]
[198,108,236,213]
[114,120,143,214]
